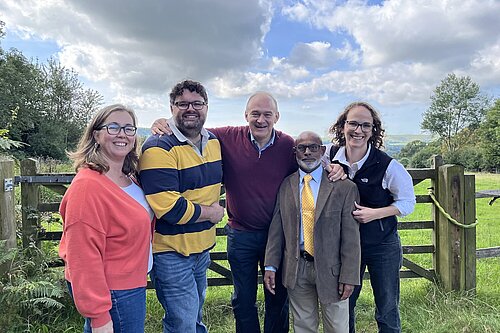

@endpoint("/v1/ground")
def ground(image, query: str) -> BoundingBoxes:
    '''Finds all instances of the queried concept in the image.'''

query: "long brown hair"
[328,101,385,148]
[68,104,139,175]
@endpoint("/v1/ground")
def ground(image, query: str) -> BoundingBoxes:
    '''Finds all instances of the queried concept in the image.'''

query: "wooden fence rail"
[1,155,496,291]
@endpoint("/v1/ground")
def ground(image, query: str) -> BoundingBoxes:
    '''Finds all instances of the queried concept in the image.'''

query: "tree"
[421,74,491,153]
[0,49,46,149]
[411,142,441,168]
[26,59,103,159]
[479,99,500,170]
[0,50,102,159]
[0,23,15,153]
[397,140,428,160]
[0,129,24,152]
[1,22,103,159]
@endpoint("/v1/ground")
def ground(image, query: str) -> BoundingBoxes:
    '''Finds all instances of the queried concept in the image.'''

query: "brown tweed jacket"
[265,170,361,303]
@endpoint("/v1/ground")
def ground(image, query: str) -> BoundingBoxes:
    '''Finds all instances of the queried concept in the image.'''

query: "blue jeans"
[66,281,146,333]
[150,250,211,333]
[226,224,289,333]
[349,236,403,333]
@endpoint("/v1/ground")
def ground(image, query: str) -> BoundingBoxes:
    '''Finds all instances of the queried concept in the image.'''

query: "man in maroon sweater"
[152,91,344,333]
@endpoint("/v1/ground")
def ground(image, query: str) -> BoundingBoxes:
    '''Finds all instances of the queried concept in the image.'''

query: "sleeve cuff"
[91,312,112,328]
[186,204,202,224]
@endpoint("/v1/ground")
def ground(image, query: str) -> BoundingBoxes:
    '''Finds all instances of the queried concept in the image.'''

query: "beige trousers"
[288,257,349,333]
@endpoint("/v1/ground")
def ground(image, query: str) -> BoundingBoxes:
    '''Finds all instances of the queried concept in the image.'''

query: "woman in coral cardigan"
[59,104,153,333]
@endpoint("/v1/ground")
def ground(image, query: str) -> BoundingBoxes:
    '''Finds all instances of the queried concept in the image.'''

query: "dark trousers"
[226,224,289,333]
[349,236,403,333]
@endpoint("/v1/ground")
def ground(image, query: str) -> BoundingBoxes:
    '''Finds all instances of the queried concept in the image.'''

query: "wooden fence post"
[20,158,40,249]
[434,163,471,291]
[0,157,17,276]
[463,174,476,291]
[431,155,443,278]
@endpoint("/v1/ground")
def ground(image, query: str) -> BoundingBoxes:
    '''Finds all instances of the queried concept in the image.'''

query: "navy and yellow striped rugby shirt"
[139,129,222,256]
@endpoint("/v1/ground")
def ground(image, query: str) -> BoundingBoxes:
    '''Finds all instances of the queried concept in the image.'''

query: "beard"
[174,111,206,136]
[297,159,321,173]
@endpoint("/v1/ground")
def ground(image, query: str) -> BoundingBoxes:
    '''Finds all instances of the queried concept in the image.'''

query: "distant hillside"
[384,134,433,156]
[321,134,433,156]
[138,127,152,138]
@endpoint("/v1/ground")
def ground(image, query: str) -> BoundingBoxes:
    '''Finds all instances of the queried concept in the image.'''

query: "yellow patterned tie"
[302,174,315,256]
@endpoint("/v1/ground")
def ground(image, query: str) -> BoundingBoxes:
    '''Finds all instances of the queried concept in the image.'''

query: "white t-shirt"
[122,181,154,272]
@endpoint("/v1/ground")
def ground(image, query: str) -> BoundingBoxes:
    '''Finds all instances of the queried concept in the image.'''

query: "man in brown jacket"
[264,131,361,333]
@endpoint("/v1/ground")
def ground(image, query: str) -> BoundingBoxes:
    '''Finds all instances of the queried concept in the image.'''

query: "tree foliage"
[0,21,103,159]
[397,140,428,160]
[400,100,499,170]
[0,129,25,152]
[421,73,490,153]
[479,99,500,170]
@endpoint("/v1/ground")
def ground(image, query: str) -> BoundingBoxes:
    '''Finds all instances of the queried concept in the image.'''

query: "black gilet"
[330,146,398,248]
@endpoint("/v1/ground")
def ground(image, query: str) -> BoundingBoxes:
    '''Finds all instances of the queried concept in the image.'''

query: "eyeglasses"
[295,144,322,153]
[174,101,207,110]
[98,122,137,136]
[345,120,374,132]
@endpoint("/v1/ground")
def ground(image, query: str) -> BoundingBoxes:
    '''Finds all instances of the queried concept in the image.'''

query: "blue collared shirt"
[298,166,323,250]
[250,129,276,158]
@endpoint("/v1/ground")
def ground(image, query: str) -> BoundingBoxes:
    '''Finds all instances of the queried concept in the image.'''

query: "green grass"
[6,173,500,332]
[99,173,500,333]
[361,172,500,333]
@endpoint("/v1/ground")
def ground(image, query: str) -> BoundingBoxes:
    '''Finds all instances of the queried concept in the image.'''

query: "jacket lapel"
[315,171,333,222]
[290,171,300,213]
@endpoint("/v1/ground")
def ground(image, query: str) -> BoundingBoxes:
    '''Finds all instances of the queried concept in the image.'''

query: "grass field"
[6,173,500,332]
[135,172,500,333]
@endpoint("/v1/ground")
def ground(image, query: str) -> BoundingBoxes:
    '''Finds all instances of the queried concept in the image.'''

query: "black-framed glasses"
[174,101,207,110]
[98,122,137,136]
[345,120,374,132]
[295,144,322,153]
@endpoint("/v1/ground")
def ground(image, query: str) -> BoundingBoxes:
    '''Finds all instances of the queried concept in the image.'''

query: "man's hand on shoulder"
[151,118,171,135]
[326,163,347,182]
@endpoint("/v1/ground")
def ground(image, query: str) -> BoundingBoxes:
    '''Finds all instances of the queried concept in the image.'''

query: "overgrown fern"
[0,240,72,331]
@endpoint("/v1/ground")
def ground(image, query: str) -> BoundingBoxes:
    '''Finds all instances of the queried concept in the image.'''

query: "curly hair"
[328,101,385,149]
[68,104,139,176]
[169,80,208,105]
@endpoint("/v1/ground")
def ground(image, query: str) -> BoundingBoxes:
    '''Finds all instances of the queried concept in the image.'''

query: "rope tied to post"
[427,189,478,229]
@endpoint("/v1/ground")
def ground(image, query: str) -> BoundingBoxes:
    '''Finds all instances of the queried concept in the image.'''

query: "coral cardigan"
[59,168,150,328]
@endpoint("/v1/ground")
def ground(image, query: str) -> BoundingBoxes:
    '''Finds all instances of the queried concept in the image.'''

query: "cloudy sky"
[1,0,499,135]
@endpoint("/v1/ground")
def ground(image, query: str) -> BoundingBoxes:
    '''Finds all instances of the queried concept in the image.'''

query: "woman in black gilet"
[326,102,416,333]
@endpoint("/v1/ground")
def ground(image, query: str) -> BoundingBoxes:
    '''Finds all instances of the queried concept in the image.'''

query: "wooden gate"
[1,156,478,291]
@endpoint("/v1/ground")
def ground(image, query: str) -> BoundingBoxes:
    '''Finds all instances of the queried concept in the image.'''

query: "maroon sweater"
[210,126,297,231]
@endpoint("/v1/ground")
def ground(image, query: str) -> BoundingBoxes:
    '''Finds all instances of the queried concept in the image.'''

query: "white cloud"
[210,59,440,106]
[250,0,500,106]
[288,40,361,69]
[289,41,335,68]
[469,41,500,85]
[281,2,310,22]
[1,0,273,93]
[1,0,498,134]
[282,0,500,75]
